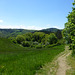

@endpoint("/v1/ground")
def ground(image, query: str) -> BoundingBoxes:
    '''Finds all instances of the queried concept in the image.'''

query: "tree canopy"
[63,0,75,53]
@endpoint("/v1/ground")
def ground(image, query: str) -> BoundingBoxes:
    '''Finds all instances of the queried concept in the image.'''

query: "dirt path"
[35,46,72,75]
[56,46,71,75]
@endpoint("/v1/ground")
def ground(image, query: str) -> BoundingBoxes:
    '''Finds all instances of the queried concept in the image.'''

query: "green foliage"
[30,41,39,48]
[46,44,55,48]
[14,31,62,48]
[32,32,45,43]
[22,41,30,47]
[48,33,58,44]
[35,44,43,49]
[16,35,25,44]
[55,30,62,39]
[8,37,17,43]
[0,29,35,38]
[57,39,65,45]
[23,32,33,41]
[63,0,75,54]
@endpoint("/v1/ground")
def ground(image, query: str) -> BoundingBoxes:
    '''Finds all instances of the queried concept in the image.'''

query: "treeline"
[0,28,62,38]
[9,32,62,48]
[0,29,35,38]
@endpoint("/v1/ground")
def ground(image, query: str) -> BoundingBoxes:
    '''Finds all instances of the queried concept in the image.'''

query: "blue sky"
[0,0,74,30]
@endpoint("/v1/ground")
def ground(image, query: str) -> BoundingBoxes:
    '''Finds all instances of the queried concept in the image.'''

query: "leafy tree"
[23,32,33,41]
[9,37,17,44]
[32,32,45,43]
[63,0,75,52]
[16,35,25,44]
[41,34,49,45]
[22,41,30,47]
[48,33,58,44]
[55,30,62,39]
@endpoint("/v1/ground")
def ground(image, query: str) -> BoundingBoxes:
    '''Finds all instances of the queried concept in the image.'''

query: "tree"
[23,32,33,41]
[63,0,75,52]
[32,32,45,43]
[48,33,58,44]
[22,41,30,47]
[55,30,62,39]
[16,35,25,44]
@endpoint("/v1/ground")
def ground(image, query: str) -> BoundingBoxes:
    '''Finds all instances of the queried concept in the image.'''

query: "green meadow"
[0,38,64,75]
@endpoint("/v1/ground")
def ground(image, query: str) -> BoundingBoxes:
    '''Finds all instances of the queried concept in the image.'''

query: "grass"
[0,38,65,75]
[66,53,75,75]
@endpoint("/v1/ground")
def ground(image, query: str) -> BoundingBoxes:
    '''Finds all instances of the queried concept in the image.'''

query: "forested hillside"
[0,29,35,38]
[0,28,62,38]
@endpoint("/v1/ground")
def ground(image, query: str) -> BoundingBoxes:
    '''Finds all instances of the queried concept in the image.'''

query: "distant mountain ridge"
[0,28,62,38]
[41,28,62,32]
[39,28,62,34]
[0,29,36,38]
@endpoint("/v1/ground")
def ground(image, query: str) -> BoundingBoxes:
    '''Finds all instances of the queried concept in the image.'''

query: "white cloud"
[19,25,46,30]
[0,20,3,23]
[0,25,46,30]
[0,24,63,30]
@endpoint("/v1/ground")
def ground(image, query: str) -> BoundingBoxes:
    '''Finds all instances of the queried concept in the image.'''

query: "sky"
[0,0,74,30]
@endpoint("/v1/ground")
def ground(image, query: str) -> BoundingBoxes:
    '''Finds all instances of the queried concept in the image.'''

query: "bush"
[45,42,49,46]
[69,44,72,50]
[33,41,39,45]
[48,33,58,44]
[30,41,39,48]
[56,42,61,45]
[9,37,17,44]
[35,44,42,49]
[46,44,57,48]
[16,35,25,44]
[22,41,30,47]
[42,45,45,48]
[12,39,17,44]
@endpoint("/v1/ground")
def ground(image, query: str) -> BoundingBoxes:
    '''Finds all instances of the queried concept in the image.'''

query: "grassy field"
[67,54,75,75]
[0,38,65,75]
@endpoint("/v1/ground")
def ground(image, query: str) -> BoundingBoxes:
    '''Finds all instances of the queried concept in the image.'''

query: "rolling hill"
[0,28,62,38]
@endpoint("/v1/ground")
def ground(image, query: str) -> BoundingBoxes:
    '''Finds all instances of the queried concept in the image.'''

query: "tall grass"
[0,38,65,75]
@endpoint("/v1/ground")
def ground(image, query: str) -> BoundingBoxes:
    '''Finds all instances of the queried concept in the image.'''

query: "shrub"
[35,44,42,49]
[16,35,25,44]
[69,44,72,50]
[46,44,57,48]
[30,41,39,48]
[48,33,58,44]
[12,39,17,44]
[9,37,17,44]
[22,41,30,47]
[32,32,45,43]
[42,45,45,48]
[33,41,39,45]
[45,42,49,46]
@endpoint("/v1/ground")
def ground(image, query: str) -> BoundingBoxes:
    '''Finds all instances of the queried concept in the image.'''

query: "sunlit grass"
[0,38,65,75]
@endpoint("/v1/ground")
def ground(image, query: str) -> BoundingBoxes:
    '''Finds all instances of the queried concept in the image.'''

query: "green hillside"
[40,28,62,33]
[0,38,26,52]
[0,28,62,38]
[0,38,64,75]
[0,29,36,38]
